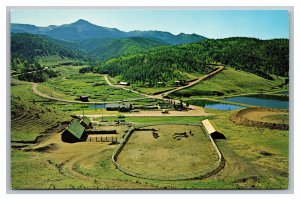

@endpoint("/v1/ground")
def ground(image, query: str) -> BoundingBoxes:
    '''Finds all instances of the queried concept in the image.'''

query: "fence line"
[111,123,225,181]
[87,136,118,143]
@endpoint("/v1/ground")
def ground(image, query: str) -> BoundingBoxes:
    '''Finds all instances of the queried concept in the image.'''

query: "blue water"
[224,95,289,109]
[88,104,106,109]
[190,100,245,111]
[204,103,245,110]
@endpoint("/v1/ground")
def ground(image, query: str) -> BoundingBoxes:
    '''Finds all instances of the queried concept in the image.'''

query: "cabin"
[79,96,89,102]
[80,116,92,129]
[174,80,187,86]
[119,81,130,86]
[106,103,132,112]
[61,121,87,143]
[102,70,109,74]
[201,119,226,139]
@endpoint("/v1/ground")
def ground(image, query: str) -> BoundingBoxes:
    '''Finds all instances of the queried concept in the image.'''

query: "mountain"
[97,37,289,84]
[74,37,169,60]
[11,19,207,45]
[127,31,206,45]
[11,33,88,61]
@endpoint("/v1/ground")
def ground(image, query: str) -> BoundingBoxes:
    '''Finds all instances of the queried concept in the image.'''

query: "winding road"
[31,65,225,116]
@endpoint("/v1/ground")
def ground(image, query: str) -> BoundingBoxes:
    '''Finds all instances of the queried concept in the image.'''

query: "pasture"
[170,67,287,98]
[116,124,219,179]
[39,66,143,102]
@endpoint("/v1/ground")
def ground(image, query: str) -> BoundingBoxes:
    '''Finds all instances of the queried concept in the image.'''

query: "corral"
[114,124,222,180]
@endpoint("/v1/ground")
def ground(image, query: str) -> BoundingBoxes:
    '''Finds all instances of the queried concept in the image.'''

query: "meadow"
[38,66,143,102]
[170,67,288,98]
[10,65,289,189]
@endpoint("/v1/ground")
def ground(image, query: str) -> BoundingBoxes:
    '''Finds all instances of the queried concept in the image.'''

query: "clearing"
[116,124,219,179]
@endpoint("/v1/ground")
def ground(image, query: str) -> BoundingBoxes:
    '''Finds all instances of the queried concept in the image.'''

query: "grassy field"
[117,124,219,177]
[10,65,289,189]
[11,79,71,142]
[243,110,289,124]
[135,87,175,95]
[39,66,143,102]
[11,109,288,189]
[170,67,288,98]
[37,55,77,67]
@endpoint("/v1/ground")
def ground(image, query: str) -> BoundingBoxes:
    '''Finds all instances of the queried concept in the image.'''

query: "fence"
[87,136,118,143]
[231,107,289,130]
[85,129,117,134]
[111,123,225,181]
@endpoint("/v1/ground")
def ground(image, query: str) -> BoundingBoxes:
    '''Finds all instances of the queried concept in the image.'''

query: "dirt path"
[104,65,225,100]
[151,65,225,99]
[31,82,147,104]
[31,66,224,116]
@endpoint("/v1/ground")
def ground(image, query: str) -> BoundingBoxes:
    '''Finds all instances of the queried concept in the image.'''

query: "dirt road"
[31,65,224,116]
[104,65,225,100]
[31,83,147,104]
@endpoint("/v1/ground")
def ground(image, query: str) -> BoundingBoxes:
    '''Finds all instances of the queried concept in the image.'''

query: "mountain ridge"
[11,19,207,45]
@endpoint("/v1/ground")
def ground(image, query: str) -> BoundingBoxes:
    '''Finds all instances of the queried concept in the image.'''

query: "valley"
[10,19,289,190]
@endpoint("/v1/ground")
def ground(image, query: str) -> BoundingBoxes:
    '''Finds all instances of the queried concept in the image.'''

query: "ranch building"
[80,116,93,129]
[106,103,132,112]
[61,121,88,143]
[202,119,226,139]
[119,81,130,86]
[79,95,89,102]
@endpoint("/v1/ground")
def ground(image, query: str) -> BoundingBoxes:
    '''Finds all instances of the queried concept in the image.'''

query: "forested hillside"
[75,37,169,61]
[11,33,89,82]
[97,37,289,84]
[11,33,88,62]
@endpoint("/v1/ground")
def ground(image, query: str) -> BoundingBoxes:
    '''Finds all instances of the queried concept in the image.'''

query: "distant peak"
[178,32,186,36]
[73,19,92,25]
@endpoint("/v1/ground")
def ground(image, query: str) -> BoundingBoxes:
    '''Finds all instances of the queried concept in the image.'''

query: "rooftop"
[66,120,85,139]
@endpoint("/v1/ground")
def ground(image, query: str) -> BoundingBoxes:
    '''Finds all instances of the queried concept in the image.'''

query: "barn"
[80,116,92,129]
[202,119,226,139]
[61,121,87,143]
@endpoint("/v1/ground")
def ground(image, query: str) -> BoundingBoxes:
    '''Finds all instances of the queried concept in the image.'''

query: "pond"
[190,100,245,111]
[223,94,289,109]
[88,104,106,109]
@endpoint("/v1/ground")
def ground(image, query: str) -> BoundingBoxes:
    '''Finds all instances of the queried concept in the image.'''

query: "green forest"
[11,33,289,85]
[97,37,288,84]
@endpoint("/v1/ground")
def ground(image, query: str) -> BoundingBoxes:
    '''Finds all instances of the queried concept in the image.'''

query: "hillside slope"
[97,37,289,84]
[170,68,286,97]
[11,79,71,142]
[11,33,88,62]
[76,37,169,61]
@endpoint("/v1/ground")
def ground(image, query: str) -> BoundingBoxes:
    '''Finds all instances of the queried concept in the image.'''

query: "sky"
[10,9,289,39]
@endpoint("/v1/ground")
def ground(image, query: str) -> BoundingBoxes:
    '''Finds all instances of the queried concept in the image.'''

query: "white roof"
[202,119,217,134]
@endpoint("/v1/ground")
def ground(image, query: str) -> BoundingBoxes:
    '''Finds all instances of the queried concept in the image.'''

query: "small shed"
[119,81,130,86]
[79,96,89,102]
[80,116,92,129]
[106,103,131,112]
[202,119,226,139]
[61,121,87,143]
[106,103,122,111]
